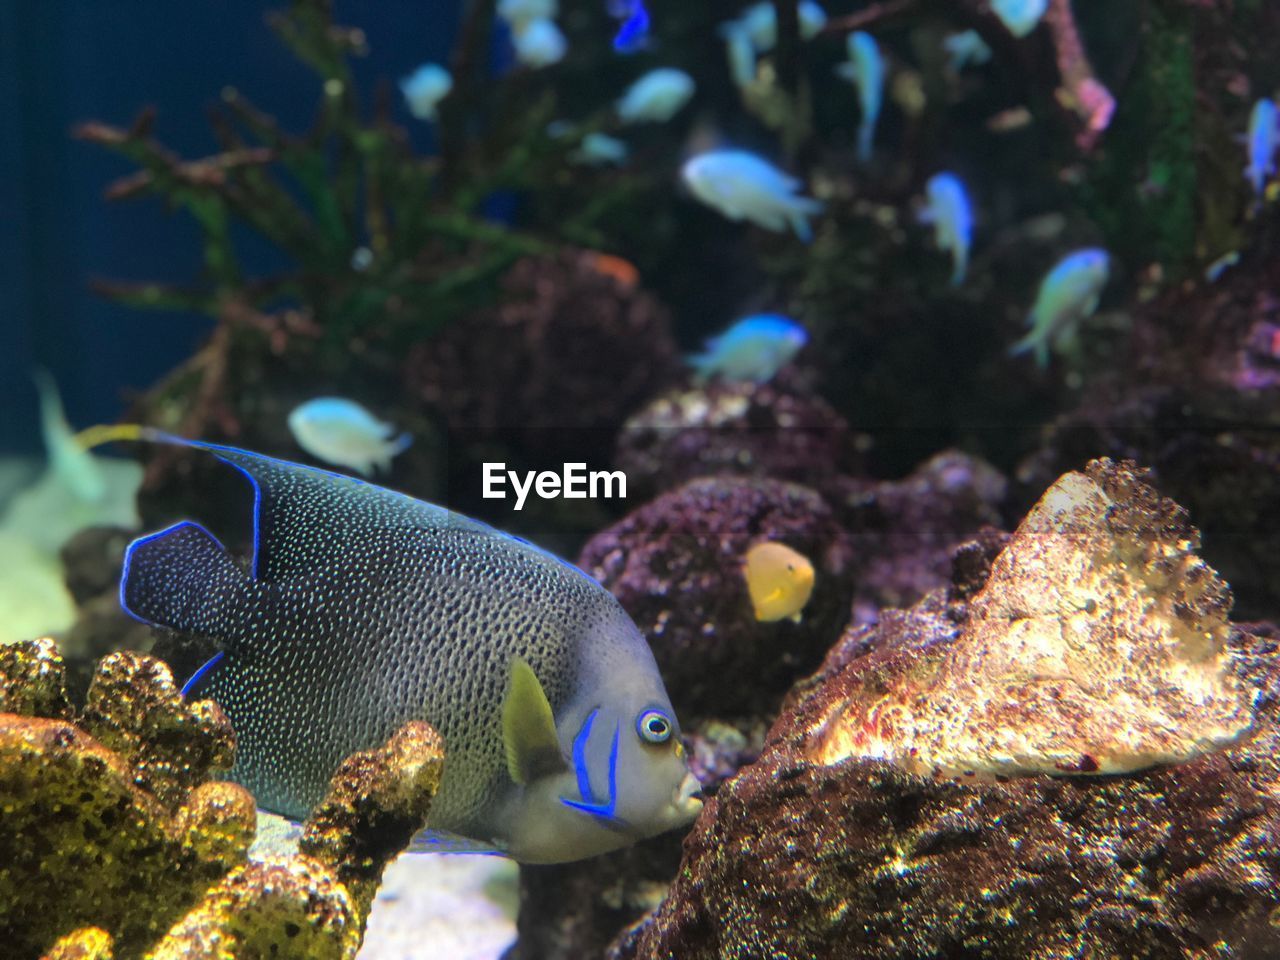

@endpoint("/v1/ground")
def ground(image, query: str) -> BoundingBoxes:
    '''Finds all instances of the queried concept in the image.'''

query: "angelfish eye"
[637,710,672,744]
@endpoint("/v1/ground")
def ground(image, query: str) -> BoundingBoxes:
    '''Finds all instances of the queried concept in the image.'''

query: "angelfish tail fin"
[120,521,249,639]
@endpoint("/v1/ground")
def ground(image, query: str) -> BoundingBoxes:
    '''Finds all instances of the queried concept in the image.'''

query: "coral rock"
[813,458,1252,778]
[147,858,360,960]
[405,250,680,460]
[614,378,856,500]
[0,711,256,959]
[837,449,1008,621]
[40,928,115,960]
[300,720,445,914]
[578,475,854,718]
[610,463,1280,960]
[0,636,74,720]
[80,652,236,811]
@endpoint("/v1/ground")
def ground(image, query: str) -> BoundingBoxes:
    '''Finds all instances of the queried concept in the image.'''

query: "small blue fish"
[609,0,650,53]
[513,18,567,68]
[287,397,411,477]
[617,69,695,124]
[991,0,1047,38]
[1245,98,1278,202]
[835,32,885,162]
[1010,248,1110,368]
[682,150,823,241]
[918,173,974,287]
[570,132,629,166]
[688,315,808,384]
[399,64,453,122]
[942,30,992,73]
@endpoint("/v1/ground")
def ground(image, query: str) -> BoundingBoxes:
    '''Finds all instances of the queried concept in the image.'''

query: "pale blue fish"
[991,0,1047,38]
[728,1,827,51]
[32,369,104,504]
[1010,248,1110,368]
[497,0,557,30]
[835,32,885,162]
[287,397,411,478]
[570,132,629,166]
[720,22,757,89]
[513,18,567,68]
[942,30,991,73]
[616,69,695,124]
[681,150,823,241]
[1245,98,1278,202]
[1204,250,1240,284]
[918,172,974,286]
[120,436,701,864]
[688,315,808,384]
[399,64,453,122]
[609,0,650,53]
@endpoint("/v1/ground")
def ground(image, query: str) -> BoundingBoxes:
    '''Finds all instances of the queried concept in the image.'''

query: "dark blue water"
[0,0,459,453]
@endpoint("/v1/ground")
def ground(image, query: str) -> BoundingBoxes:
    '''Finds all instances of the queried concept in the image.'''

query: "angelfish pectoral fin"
[502,657,568,786]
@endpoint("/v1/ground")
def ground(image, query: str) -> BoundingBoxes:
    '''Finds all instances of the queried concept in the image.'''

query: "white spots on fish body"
[617,69,695,125]
[287,397,411,477]
[681,149,823,242]
[400,63,453,121]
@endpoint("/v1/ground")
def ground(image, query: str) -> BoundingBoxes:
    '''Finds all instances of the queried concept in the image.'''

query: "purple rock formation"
[578,475,854,719]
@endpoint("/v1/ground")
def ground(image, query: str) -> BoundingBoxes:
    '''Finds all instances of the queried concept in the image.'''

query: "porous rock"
[614,377,857,500]
[578,475,854,718]
[611,461,1280,960]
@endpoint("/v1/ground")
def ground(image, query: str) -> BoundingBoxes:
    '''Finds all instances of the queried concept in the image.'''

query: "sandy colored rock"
[40,928,115,960]
[0,636,74,720]
[80,652,236,811]
[812,459,1252,778]
[301,720,446,915]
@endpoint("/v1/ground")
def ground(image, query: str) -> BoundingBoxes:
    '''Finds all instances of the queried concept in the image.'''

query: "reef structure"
[610,460,1278,960]
[0,640,444,960]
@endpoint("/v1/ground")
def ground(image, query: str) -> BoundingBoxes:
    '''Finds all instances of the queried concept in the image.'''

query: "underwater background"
[5,0,1280,958]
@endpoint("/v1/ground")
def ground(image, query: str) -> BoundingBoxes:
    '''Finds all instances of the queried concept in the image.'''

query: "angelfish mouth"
[673,771,704,819]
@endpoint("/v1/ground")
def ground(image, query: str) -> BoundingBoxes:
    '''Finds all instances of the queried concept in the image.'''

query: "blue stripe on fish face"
[561,710,621,821]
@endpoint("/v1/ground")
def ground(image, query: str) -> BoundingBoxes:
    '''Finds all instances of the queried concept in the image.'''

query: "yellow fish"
[743,542,815,623]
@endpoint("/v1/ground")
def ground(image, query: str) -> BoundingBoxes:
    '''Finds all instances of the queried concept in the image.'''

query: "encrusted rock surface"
[613,378,857,500]
[578,475,854,718]
[814,459,1252,778]
[610,461,1280,960]
[1,641,445,960]
[300,720,445,912]
[836,449,1008,622]
[0,644,255,960]
[405,249,681,462]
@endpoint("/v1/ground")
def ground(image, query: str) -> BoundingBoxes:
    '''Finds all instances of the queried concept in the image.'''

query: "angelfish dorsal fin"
[503,657,567,786]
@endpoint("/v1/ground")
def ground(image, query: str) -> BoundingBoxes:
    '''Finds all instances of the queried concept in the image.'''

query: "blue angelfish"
[688,314,808,384]
[120,436,701,864]
[918,173,974,287]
